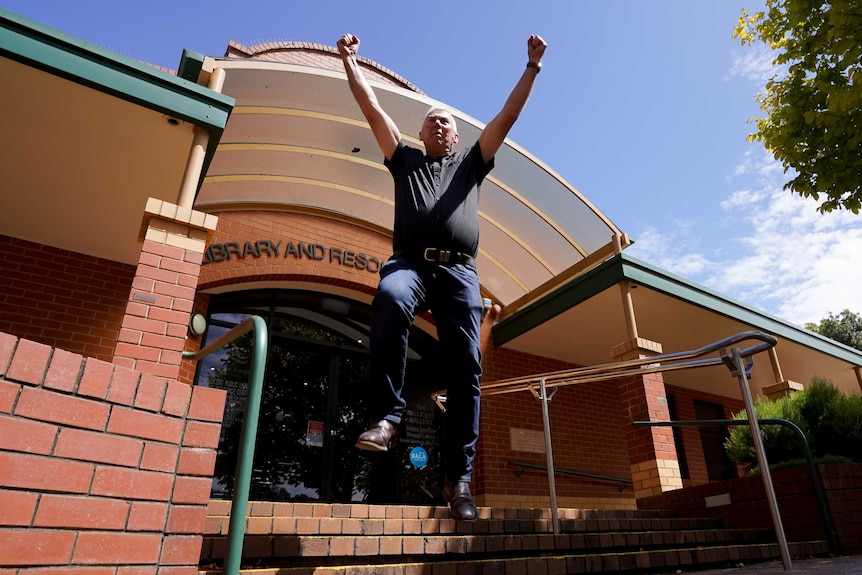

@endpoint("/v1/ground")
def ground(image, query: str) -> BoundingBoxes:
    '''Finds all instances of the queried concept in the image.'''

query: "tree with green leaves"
[805,309,862,351]
[726,377,862,470]
[734,1,862,213]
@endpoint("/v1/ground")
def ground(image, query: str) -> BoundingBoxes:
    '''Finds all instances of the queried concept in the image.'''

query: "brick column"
[113,199,218,380]
[612,337,683,499]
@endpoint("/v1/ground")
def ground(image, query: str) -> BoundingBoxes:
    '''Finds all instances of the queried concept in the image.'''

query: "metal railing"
[480,331,793,570]
[182,320,809,572]
[182,315,269,575]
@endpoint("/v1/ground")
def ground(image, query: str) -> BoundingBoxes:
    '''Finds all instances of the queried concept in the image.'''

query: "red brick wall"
[113,236,206,380]
[638,463,862,554]
[476,319,633,504]
[820,463,862,553]
[0,331,227,571]
[0,235,134,362]
[478,382,633,501]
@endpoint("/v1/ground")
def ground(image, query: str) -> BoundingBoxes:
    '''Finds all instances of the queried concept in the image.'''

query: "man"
[338,33,546,521]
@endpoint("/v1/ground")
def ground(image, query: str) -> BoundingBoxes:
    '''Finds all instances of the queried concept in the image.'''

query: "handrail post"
[730,346,792,571]
[182,315,269,575]
[536,378,560,534]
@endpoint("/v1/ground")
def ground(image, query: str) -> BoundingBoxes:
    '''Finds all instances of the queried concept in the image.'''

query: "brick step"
[198,539,830,575]
[204,501,722,537]
[207,500,680,521]
[201,527,774,563]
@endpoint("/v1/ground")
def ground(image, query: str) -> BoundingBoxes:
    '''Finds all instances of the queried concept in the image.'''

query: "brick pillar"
[612,337,683,499]
[113,199,218,379]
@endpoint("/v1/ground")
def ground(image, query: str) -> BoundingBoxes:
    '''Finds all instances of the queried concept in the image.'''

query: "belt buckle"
[423,248,451,263]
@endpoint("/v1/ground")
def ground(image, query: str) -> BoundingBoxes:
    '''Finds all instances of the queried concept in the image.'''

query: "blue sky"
[6,0,861,326]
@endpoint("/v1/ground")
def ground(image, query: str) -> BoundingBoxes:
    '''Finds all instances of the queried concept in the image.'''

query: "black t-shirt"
[384,140,494,258]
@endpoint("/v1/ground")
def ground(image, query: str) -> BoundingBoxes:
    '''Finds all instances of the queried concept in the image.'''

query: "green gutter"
[493,253,862,366]
[0,8,234,193]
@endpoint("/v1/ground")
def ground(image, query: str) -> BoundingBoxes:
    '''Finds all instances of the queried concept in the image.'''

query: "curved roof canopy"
[197,47,629,307]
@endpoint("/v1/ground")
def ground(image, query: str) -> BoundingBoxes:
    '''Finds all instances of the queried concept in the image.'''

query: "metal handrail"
[182,315,269,575]
[478,331,792,570]
[508,461,632,492]
[633,418,840,556]
[481,331,777,395]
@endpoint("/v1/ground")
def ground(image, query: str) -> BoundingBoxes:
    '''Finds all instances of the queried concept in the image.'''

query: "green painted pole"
[183,315,269,575]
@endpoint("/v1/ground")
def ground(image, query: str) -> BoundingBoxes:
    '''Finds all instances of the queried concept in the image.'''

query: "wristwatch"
[526,61,542,73]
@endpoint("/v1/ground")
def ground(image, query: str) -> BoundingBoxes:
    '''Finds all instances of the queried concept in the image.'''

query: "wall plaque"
[509,427,546,454]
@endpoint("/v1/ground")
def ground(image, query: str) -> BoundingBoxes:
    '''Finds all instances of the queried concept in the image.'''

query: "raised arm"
[337,34,400,160]
[478,35,547,164]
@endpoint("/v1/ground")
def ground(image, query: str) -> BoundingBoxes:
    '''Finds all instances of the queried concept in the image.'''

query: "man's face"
[419,109,458,156]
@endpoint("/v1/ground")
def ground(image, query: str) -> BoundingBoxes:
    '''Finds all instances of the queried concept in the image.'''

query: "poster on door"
[306,420,325,447]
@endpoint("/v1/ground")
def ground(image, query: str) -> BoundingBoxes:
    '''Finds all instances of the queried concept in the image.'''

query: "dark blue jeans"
[369,254,483,483]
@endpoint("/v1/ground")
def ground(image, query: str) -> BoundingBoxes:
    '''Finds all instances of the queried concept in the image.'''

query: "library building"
[2,8,862,573]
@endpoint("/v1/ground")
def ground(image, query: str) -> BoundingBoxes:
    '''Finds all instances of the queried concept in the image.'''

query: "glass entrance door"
[258,337,370,501]
[197,289,443,504]
[203,312,372,502]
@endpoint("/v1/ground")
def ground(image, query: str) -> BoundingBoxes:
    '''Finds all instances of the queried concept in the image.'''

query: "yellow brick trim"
[144,198,219,231]
[140,198,219,245]
[144,228,168,245]
[630,459,683,495]
[763,380,804,400]
[610,337,663,360]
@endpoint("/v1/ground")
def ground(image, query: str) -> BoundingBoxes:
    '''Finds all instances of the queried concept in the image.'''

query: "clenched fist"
[527,35,547,63]
[337,34,360,58]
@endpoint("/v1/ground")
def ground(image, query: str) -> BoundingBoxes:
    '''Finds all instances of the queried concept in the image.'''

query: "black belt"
[396,248,475,266]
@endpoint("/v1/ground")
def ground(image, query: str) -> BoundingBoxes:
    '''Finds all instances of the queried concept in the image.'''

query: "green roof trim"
[493,253,862,366]
[0,8,234,192]
[177,49,205,83]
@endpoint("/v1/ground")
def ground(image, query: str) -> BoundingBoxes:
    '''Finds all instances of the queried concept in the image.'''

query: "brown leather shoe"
[355,420,398,452]
[443,480,477,521]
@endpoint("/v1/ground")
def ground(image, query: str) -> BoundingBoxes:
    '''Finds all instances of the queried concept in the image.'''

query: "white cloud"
[627,224,714,278]
[727,44,780,83]
[720,189,765,209]
[628,152,862,327]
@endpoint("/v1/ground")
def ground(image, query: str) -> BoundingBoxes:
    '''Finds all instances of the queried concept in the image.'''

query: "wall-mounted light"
[189,313,207,336]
